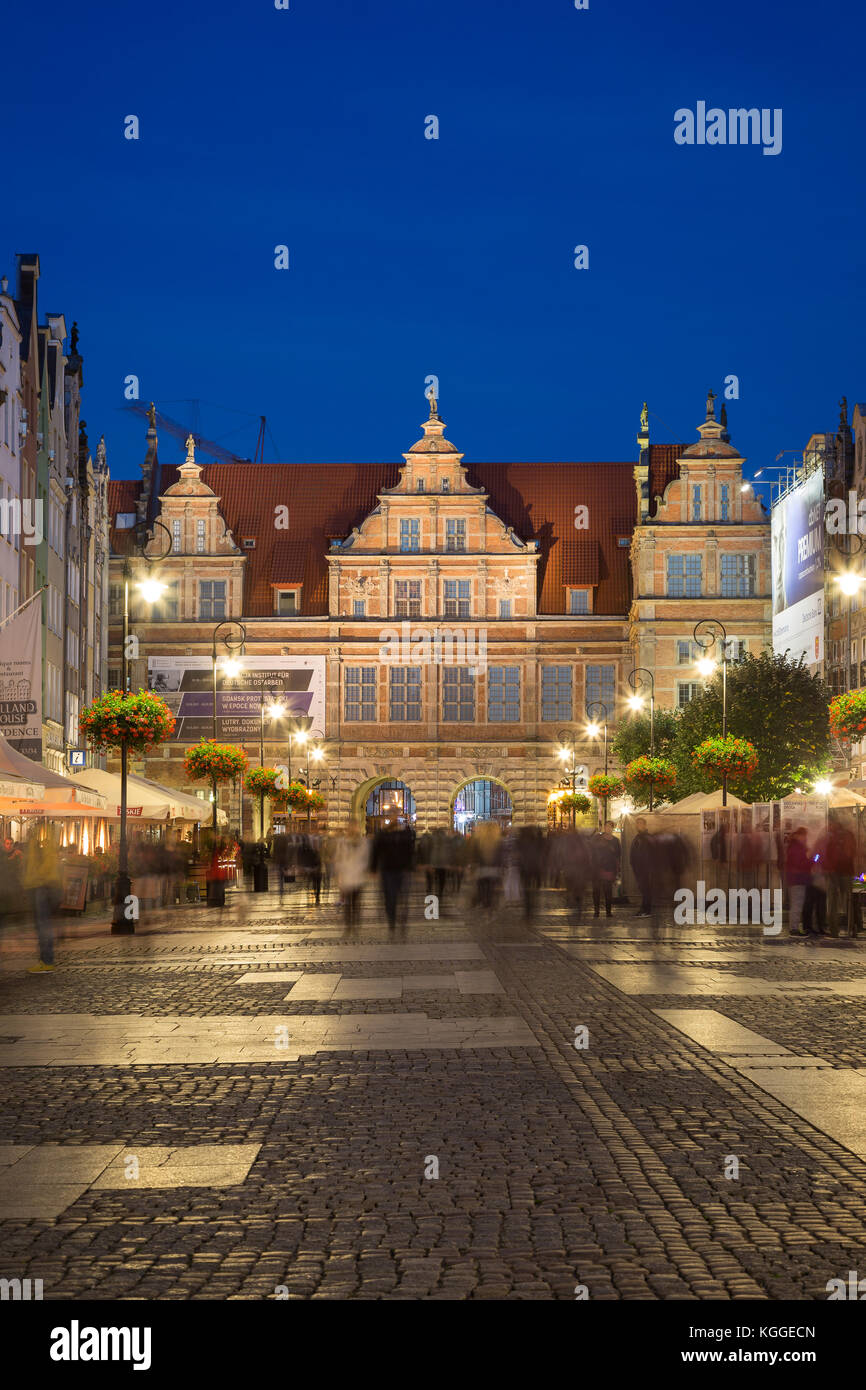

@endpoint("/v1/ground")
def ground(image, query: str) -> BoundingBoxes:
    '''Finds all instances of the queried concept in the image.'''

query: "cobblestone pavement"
[1,880,865,1300]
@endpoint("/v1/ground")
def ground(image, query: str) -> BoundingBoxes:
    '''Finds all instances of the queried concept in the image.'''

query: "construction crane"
[123,403,268,464]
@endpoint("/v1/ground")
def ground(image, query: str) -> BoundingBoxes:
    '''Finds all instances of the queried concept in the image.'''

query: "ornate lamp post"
[586,701,610,824]
[694,617,729,806]
[556,728,583,826]
[210,620,245,835]
[627,667,656,811]
[298,731,325,829]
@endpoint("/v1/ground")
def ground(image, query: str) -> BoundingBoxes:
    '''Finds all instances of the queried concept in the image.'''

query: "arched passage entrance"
[362,779,417,834]
[451,778,513,833]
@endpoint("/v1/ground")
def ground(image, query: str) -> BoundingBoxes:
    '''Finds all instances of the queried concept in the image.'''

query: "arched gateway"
[451,778,513,833]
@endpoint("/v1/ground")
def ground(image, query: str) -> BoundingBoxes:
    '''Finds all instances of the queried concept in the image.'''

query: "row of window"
[666,553,757,598]
[689,482,732,523]
[344,664,617,723]
[398,517,467,552]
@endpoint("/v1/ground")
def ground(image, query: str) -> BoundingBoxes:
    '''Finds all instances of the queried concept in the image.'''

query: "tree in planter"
[612,710,680,807]
[79,689,176,932]
[184,740,249,837]
[670,651,831,802]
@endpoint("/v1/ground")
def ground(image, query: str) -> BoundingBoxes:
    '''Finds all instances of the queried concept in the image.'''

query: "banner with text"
[147,655,326,744]
[0,596,43,760]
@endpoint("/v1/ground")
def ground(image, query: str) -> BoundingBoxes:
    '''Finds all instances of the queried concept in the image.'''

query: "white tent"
[68,769,226,824]
[657,789,748,814]
[781,787,866,809]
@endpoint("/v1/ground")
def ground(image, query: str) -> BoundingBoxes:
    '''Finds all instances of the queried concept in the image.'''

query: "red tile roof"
[647,443,687,515]
[109,457,638,617]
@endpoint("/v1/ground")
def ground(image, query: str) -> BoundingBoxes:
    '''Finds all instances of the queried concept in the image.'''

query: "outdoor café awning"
[68,769,227,825]
[0,735,105,810]
[0,768,47,811]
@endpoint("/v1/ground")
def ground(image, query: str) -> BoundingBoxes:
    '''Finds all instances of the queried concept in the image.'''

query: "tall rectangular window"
[677,682,701,708]
[389,666,422,721]
[666,554,702,597]
[345,666,377,722]
[353,599,366,617]
[569,589,589,615]
[677,639,700,665]
[394,579,421,617]
[586,664,615,720]
[399,518,420,552]
[443,579,470,617]
[720,553,757,597]
[488,666,520,722]
[541,665,572,721]
[692,484,701,520]
[196,519,206,554]
[445,518,466,552]
[720,483,730,521]
[172,519,181,553]
[277,590,298,615]
[152,580,179,622]
[498,599,511,618]
[199,579,226,620]
[442,666,474,722]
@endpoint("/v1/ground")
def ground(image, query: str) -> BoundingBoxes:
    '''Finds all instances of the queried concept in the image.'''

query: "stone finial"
[185,434,196,465]
[147,401,156,429]
[706,388,716,420]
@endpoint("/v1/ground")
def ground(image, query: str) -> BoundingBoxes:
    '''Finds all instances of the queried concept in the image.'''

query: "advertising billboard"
[771,468,824,666]
[147,655,326,743]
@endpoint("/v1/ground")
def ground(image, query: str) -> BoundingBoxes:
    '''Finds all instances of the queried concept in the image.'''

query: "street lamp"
[210,620,245,835]
[585,701,610,825]
[298,731,325,828]
[627,667,656,810]
[258,693,286,840]
[693,617,729,806]
[558,732,576,826]
[113,520,170,935]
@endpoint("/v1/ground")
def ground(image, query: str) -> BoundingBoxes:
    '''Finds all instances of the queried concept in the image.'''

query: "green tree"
[611,709,680,806]
[669,651,831,802]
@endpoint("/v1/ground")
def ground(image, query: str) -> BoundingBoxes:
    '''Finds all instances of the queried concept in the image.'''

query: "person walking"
[23,830,62,972]
[590,821,621,918]
[629,817,654,918]
[822,819,856,938]
[333,825,370,935]
[371,819,416,933]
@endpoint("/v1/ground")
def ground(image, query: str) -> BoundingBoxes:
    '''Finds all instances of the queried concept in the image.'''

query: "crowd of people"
[2,812,864,969]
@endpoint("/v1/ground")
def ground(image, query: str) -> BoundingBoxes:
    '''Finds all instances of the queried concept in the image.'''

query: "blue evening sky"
[3,0,863,482]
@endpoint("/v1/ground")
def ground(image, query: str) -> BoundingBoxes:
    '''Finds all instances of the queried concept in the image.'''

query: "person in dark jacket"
[629,817,654,917]
[590,822,621,917]
[370,820,415,932]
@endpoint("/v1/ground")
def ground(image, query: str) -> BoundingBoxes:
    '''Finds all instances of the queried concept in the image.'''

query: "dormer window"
[568,588,590,615]
[276,588,300,616]
[115,512,136,529]
[243,538,256,549]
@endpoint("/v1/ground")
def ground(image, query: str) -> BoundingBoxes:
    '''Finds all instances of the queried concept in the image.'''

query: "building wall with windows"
[0,278,22,626]
[629,393,771,710]
[108,404,636,830]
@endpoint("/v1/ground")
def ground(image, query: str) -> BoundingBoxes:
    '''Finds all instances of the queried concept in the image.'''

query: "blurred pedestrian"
[630,817,654,918]
[785,826,812,936]
[590,821,621,918]
[371,819,415,933]
[333,825,370,934]
[23,829,61,972]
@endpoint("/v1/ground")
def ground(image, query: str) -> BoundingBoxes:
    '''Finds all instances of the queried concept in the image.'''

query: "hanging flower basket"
[304,787,326,810]
[184,739,249,786]
[79,689,175,755]
[587,773,625,799]
[829,690,866,742]
[281,780,316,812]
[691,735,758,781]
[624,755,677,792]
[559,791,591,815]
[245,766,291,806]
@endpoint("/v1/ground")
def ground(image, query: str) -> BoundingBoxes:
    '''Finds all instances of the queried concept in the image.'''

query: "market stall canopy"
[781,787,866,809]
[68,769,227,824]
[0,735,104,810]
[657,789,749,814]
